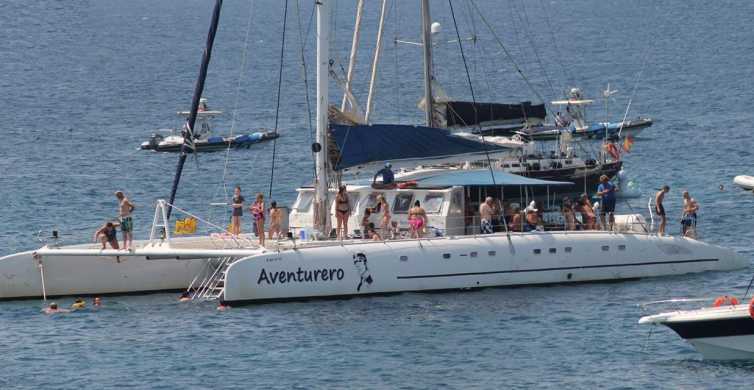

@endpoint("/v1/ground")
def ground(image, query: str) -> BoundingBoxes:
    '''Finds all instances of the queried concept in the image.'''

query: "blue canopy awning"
[329,124,508,170]
[344,169,572,188]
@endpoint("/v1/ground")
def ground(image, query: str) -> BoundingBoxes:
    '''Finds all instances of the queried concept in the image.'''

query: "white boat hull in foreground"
[640,304,754,360]
[222,231,747,303]
[0,235,264,299]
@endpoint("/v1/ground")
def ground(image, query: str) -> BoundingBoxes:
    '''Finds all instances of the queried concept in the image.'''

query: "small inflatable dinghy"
[733,175,754,190]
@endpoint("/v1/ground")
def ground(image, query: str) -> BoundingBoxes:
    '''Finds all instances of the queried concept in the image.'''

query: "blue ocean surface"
[2,0,754,388]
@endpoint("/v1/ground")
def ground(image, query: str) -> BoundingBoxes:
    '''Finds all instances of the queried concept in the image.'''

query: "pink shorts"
[409,218,424,230]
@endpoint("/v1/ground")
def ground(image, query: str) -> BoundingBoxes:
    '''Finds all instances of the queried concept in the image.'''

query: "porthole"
[548,248,557,254]
[533,249,542,254]
[443,253,451,259]
[601,245,609,251]
[470,251,478,258]
[618,245,626,251]
[400,255,408,261]
[565,247,572,253]
[488,251,496,256]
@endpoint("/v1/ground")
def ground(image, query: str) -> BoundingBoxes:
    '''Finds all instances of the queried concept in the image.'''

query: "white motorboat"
[733,175,754,190]
[639,297,754,360]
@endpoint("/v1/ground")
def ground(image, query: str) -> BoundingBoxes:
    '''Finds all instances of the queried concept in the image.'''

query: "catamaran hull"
[222,232,746,303]
[0,249,207,299]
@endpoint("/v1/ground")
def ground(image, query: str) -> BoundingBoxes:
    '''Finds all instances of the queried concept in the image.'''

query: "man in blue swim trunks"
[116,191,135,250]
[596,175,618,231]
[372,162,395,187]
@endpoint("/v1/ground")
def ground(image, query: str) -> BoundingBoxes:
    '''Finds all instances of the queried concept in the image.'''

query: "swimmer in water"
[71,298,86,310]
[217,301,230,311]
[42,302,70,314]
[179,291,192,302]
[93,297,102,307]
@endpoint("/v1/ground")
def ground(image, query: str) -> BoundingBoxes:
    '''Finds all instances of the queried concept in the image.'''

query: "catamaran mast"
[420,0,434,127]
[166,0,223,220]
[314,0,331,235]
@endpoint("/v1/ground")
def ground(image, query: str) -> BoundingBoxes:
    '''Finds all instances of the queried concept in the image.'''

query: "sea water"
[2,0,754,388]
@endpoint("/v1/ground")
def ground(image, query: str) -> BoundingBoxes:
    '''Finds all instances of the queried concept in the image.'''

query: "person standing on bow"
[681,191,699,238]
[115,191,135,250]
[249,193,265,246]
[230,186,244,236]
[655,185,669,236]
[596,175,617,231]
[375,195,391,239]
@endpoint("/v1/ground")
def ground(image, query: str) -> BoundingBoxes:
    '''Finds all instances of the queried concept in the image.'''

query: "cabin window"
[400,255,408,262]
[424,193,445,214]
[601,245,610,251]
[488,251,496,256]
[549,248,557,254]
[443,253,451,259]
[393,193,414,214]
[470,251,478,258]
[533,249,542,254]
[618,244,626,251]
[565,247,572,253]
[450,190,464,214]
[294,191,314,212]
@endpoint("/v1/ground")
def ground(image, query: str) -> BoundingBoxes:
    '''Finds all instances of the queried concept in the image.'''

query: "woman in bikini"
[408,200,428,238]
[376,195,391,238]
[335,186,351,240]
[230,186,244,236]
[249,193,265,246]
[577,194,597,230]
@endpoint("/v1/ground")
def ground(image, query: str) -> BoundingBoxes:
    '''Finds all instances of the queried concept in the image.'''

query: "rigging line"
[538,0,573,94]
[468,0,549,110]
[268,0,289,199]
[617,39,651,137]
[295,0,317,180]
[448,0,497,185]
[515,0,555,99]
[217,0,255,204]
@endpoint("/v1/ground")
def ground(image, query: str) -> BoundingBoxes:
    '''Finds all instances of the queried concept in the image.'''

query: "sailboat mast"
[341,0,364,113]
[420,0,434,127]
[364,0,388,123]
[314,0,331,234]
[166,0,223,220]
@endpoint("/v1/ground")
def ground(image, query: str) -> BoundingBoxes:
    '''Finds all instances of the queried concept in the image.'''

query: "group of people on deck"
[94,191,135,250]
[336,186,428,241]
[654,185,699,237]
[229,186,282,245]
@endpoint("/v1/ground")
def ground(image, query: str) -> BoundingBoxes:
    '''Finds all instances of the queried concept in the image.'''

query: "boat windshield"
[423,193,445,214]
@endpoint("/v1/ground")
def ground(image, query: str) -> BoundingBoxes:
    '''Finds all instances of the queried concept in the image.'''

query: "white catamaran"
[0,0,747,302]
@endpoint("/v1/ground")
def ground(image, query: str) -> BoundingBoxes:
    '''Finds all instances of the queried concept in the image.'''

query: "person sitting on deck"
[372,162,395,188]
[509,204,523,232]
[367,223,382,241]
[94,222,120,250]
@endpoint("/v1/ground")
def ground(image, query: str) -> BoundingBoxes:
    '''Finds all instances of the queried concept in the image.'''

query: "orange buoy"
[712,295,739,307]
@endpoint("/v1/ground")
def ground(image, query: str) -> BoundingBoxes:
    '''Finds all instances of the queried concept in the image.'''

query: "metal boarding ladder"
[192,256,234,301]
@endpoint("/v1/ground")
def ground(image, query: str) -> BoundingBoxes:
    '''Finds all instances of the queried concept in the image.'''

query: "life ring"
[749,298,754,319]
[712,295,739,307]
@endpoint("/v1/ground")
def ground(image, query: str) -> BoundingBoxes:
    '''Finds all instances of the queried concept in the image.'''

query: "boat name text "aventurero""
[257,267,346,285]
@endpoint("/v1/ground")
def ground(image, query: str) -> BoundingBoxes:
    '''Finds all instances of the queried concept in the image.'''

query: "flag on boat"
[175,217,197,235]
[623,135,634,153]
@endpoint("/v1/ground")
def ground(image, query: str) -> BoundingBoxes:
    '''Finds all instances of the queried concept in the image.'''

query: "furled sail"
[436,101,546,129]
[329,123,508,170]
